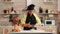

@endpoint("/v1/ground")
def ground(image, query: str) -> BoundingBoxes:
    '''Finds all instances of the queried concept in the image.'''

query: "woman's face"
[28,10,34,15]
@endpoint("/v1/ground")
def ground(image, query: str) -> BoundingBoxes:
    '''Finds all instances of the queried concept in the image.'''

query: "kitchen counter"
[10,31,54,34]
[0,26,57,34]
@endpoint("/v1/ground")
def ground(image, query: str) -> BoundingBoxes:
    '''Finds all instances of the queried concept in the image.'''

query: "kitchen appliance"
[45,20,55,26]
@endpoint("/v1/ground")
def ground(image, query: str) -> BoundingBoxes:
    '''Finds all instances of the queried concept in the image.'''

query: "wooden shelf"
[0,13,21,15]
[44,1,53,3]
[43,0,54,3]
[3,0,14,4]
[39,13,58,15]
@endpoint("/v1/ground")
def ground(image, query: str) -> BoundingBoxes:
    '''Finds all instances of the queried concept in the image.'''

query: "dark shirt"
[24,13,37,30]
[25,13,37,25]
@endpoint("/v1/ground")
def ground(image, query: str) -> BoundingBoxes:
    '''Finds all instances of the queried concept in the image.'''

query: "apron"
[24,13,37,30]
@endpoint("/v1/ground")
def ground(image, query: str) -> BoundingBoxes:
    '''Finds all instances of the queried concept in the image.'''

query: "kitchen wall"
[0,0,58,14]
[32,0,58,13]
[0,0,59,34]
[0,0,58,25]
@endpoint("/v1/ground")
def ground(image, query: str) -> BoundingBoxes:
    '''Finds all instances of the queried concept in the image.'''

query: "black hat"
[27,4,35,10]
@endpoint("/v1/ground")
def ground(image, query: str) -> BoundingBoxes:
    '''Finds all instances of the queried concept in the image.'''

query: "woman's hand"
[24,23,31,27]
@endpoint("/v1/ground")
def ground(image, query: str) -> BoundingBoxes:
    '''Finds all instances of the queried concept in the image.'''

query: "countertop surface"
[10,30,54,33]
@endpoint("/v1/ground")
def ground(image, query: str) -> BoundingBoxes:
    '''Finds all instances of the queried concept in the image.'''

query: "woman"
[21,4,41,30]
